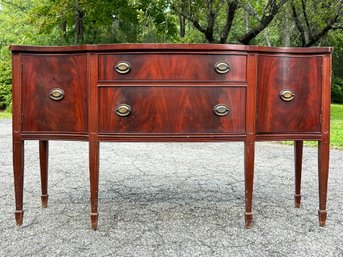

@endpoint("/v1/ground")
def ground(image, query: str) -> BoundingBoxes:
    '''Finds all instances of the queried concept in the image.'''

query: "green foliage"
[332,77,343,103]
[26,0,179,44]
[0,0,342,111]
[0,84,12,111]
[0,47,12,85]
[326,31,343,79]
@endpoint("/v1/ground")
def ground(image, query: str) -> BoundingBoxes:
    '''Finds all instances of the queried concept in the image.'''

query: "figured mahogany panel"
[21,54,88,133]
[257,55,322,133]
[98,54,247,82]
[99,86,246,134]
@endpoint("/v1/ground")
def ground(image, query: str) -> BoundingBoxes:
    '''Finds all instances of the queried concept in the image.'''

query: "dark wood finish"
[318,55,331,226]
[256,133,321,141]
[39,140,49,208]
[11,54,22,137]
[98,133,246,142]
[21,133,88,141]
[13,140,24,225]
[10,44,332,54]
[99,86,246,134]
[21,54,88,133]
[244,54,257,228]
[12,53,24,226]
[87,53,99,229]
[318,141,329,226]
[11,44,332,229]
[257,55,322,133]
[89,142,99,230]
[99,54,247,82]
[294,140,303,208]
[244,142,254,228]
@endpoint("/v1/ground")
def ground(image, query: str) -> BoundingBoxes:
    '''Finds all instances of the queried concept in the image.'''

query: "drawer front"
[257,55,322,133]
[22,54,88,133]
[98,54,246,82]
[99,87,246,134]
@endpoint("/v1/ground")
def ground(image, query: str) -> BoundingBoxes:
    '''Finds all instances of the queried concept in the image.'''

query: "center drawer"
[98,54,247,82]
[99,86,246,134]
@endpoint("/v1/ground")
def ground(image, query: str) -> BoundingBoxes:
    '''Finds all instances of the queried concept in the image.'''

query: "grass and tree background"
[0,0,342,147]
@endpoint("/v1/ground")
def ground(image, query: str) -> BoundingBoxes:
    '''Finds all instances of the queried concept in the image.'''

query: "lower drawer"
[99,86,246,134]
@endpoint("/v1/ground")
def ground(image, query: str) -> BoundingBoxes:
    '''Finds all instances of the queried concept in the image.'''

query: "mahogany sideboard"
[10,44,332,229]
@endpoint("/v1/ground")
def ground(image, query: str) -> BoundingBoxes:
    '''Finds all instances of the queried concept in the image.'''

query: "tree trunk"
[205,0,216,43]
[239,0,287,45]
[179,0,186,37]
[282,9,293,47]
[263,29,271,46]
[244,9,249,34]
[60,16,67,42]
[304,16,339,47]
[219,1,238,44]
[75,0,84,44]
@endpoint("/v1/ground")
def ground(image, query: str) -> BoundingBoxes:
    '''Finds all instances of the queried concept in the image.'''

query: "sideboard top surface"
[10,43,332,54]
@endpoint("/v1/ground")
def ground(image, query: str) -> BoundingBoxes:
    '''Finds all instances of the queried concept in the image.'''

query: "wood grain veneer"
[10,44,332,230]
[99,54,247,82]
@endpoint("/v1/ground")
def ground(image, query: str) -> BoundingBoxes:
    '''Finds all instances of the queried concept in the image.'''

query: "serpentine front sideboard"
[10,44,332,229]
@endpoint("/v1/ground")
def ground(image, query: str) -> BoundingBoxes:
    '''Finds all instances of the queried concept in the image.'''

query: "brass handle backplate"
[115,104,132,117]
[115,61,131,74]
[279,89,295,102]
[213,104,230,116]
[49,88,65,101]
[214,62,230,74]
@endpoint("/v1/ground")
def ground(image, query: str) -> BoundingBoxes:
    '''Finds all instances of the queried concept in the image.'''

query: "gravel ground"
[1,119,343,257]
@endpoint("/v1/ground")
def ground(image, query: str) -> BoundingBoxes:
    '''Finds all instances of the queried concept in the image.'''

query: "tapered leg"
[39,140,49,208]
[244,141,255,228]
[13,140,24,226]
[89,142,99,230]
[318,140,330,226]
[294,140,303,208]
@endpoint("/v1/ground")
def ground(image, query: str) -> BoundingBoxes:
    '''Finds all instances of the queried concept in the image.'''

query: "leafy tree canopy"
[0,0,342,109]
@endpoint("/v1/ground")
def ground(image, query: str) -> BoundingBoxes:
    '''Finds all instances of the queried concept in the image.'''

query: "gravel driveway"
[1,119,343,256]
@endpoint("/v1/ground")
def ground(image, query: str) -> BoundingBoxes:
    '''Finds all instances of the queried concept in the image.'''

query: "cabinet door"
[21,54,88,133]
[257,55,322,133]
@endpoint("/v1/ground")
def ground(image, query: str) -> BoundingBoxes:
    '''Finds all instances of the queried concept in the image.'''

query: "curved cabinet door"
[257,55,322,133]
[21,54,88,133]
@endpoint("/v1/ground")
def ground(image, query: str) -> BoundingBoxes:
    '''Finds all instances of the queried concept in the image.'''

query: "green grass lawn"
[330,104,343,149]
[301,104,343,149]
[0,111,11,119]
[1,104,342,149]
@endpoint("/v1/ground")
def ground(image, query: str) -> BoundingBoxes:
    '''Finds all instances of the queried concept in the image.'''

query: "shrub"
[332,77,343,104]
[0,84,12,111]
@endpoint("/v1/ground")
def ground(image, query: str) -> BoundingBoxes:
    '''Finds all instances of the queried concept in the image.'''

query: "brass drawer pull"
[115,104,131,117]
[115,61,131,74]
[213,104,230,116]
[214,62,230,74]
[49,88,65,101]
[280,89,295,102]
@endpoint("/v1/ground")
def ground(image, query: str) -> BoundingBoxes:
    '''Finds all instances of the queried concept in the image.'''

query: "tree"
[238,0,287,44]
[27,0,178,44]
[172,0,287,44]
[290,0,343,47]
[1,0,343,110]
[172,0,238,43]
